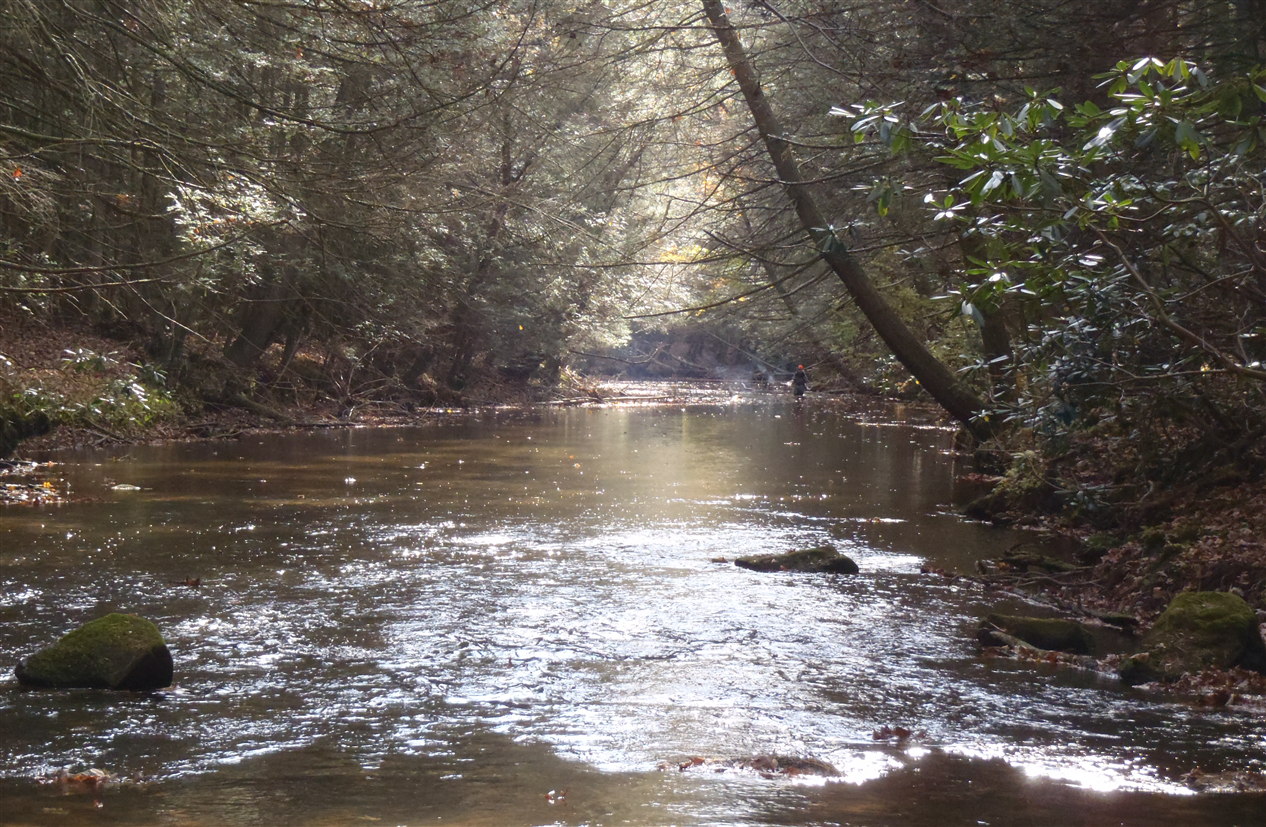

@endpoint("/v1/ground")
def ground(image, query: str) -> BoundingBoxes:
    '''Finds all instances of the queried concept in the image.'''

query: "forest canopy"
[2,0,1265,505]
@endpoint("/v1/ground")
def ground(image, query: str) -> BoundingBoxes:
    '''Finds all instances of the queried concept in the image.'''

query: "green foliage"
[849,58,1266,456]
[2,349,177,433]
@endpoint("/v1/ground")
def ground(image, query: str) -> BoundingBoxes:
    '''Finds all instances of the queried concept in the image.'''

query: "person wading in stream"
[792,364,809,398]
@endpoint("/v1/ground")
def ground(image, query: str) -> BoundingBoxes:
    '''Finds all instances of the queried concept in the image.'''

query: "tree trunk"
[958,231,1016,404]
[225,264,288,369]
[701,0,995,440]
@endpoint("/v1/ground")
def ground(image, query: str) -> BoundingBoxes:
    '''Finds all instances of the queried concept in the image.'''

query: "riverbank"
[966,439,1266,626]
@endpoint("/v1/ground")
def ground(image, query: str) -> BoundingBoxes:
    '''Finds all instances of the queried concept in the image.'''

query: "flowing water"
[1,394,1263,825]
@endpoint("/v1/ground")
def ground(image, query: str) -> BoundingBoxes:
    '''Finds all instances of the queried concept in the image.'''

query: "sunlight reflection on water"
[1,398,1264,825]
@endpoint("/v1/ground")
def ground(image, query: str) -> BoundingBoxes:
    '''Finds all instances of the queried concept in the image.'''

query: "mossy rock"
[979,614,1097,655]
[963,490,1012,523]
[1119,592,1266,685]
[15,613,173,691]
[734,545,859,574]
[727,754,839,777]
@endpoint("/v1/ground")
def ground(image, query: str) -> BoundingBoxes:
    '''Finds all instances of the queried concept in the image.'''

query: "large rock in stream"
[15,613,173,691]
[1119,591,1266,685]
[734,545,859,574]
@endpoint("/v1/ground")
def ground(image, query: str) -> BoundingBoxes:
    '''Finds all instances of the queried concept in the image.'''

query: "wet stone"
[734,545,859,574]
[979,614,1098,655]
[668,754,839,778]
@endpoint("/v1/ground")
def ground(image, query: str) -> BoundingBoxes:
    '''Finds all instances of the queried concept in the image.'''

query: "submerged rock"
[734,545,859,574]
[731,754,838,777]
[978,614,1097,655]
[669,754,839,778]
[1119,591,1266,685]
[15,613,173,691]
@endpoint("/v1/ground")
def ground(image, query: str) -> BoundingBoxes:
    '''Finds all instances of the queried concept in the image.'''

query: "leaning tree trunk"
[701,0,996,441]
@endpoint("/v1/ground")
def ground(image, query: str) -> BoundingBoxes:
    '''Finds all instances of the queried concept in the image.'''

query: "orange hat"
[798,365,804,369]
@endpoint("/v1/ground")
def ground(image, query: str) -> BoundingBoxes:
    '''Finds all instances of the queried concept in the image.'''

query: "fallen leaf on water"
[43,767,113,806]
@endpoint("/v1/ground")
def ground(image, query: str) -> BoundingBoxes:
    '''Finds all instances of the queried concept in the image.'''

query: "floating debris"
[1,462,66,505]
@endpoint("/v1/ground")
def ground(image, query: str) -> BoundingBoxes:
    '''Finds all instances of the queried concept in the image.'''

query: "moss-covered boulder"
[734,546,859,574]
[15,613,173,691]
[978,614,1097,655]
[1119,592,1266,685]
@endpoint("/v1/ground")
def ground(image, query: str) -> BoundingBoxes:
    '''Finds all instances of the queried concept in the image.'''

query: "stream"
[1,393,1264,825]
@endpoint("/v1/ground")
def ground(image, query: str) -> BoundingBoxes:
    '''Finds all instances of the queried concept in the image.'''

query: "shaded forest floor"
[3,311,1264,632]
[972,440,1266,625]
[1054,482,1266,623]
